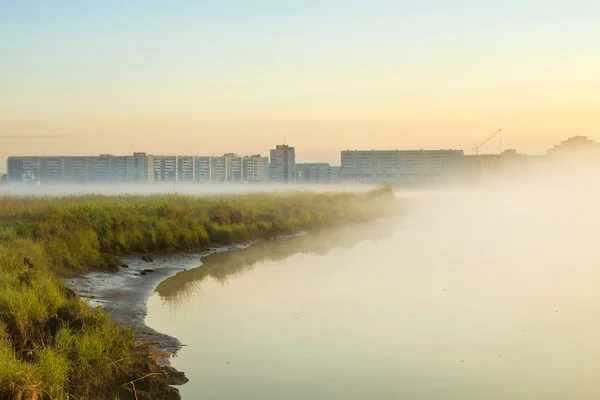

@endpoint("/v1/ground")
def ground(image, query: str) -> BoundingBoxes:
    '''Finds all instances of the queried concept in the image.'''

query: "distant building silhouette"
[296,163,341,183]
[242,155,269,182]
[6,137,599,185]
[269,145,296,183]
[341,149,464,185]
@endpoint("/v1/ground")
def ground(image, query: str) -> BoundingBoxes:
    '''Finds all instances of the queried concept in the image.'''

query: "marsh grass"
[0,188,397,399]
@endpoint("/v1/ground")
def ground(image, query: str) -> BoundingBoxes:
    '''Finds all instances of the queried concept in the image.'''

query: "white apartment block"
[341,150,464,185]
[210,156,228,182]
[269,145,296,183]
[242,155,269,182]
[152,156,177,183]
[208,154,243,183]
[177,156,195,182]
[7,153,151,183]
[296,163,341,183]
[225,153,242,182]
[194,156,211,182]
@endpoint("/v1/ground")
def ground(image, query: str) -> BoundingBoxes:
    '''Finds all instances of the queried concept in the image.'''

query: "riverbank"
[65,244,258,357]
[0,189,399,399]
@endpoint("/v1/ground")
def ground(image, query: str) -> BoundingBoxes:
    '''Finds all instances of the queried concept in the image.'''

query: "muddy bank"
[65,245,250,359]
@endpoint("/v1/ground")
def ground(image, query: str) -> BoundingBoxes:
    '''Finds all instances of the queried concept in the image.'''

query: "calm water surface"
[146,189,600,400]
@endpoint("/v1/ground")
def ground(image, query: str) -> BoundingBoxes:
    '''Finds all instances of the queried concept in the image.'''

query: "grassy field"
[0,188,398,400]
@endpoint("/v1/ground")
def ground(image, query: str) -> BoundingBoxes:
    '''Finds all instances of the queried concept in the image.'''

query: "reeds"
[0,188,397,399]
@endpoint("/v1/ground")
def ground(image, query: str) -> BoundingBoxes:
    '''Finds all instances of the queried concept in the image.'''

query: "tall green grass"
[0,188,398,399]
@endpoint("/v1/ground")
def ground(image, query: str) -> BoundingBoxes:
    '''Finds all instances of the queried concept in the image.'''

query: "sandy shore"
[65,245,249,360]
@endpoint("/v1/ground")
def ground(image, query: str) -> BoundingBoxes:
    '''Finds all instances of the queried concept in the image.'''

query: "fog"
[0,183,379,197]
[3,166,600,398]
[143,171,600,399]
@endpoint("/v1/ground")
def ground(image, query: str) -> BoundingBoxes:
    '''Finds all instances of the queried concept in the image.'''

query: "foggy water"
[146,185,600,400]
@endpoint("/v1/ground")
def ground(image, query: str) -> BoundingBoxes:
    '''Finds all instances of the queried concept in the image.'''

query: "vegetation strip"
[0,188,398,399]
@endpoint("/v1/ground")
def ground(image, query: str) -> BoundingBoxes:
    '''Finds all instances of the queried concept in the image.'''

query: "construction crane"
[472,129,502,155]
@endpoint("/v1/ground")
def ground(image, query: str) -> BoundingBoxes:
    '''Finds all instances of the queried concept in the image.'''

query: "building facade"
[7,156,42,183]
[546,136,600,172]
[126,153,151,182]
[6,153,152,184]
[269,145,296,183]
[194,156,211,182]
[341,150,464,185]
[177,156,195,182]
[242,155,269,182]
[225,153,242,182]
[296,163,341,183]
[210,156,228,182]
[152,156,177,183]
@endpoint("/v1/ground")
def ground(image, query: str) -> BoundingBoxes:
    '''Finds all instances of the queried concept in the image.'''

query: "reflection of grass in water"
[156,219,399,308]
[0,188,399,397]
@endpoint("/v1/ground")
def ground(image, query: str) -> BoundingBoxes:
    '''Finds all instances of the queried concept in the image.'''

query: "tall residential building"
[209,154,243,182]
[145,154,155,183]
[177,156,195,182]
[63,157,87,183]
[210,156,227,182]
[40,157,64,182]
[152,156,177,183]
[7,156,42,183]
[126,152,152,182]
[242,155,269,182]
[89,155,111,182]
[341,149,464,185]
[225,153,242,182]
[194,156,211,182]
[269,145,296,183]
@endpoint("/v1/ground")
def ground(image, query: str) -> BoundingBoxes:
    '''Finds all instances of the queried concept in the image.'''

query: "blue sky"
[1,1,599,166]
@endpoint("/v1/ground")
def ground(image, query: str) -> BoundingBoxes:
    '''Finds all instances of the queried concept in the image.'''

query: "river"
[146,187,600,400]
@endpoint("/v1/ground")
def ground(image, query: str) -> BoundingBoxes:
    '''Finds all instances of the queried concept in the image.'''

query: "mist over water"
[0,183,378,197]
[144,176,600,399]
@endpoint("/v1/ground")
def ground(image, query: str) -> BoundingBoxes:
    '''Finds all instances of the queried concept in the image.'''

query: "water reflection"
[155,218,399,307]
[146,186,600,400]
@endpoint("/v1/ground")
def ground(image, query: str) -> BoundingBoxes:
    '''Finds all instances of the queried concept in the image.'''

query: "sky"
[1,0,599,170]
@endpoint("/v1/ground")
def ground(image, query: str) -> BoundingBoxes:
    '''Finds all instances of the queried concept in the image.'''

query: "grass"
[0,188,398,399]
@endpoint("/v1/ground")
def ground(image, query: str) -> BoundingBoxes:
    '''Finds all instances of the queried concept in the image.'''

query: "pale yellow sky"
[2,1,599,170]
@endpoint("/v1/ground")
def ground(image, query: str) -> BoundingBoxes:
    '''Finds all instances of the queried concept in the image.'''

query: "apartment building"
[208,154,243,183]
[61,157,87,183]
[210,156,227,182]
[329,166,341,182]
[126,153,152,182]
[296,163,341,183]
[88,155,111,182]
[242,155,269,182]
[269,145,296,183]
[177,156,195,182]
[225,153,242,182]
[7,153,152,183]
[152,156,177,183]
[39,157,64,182]
[546,136,600,172]
[341,149,464,185]
[7,157,38,183]
[194,156,211,182]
